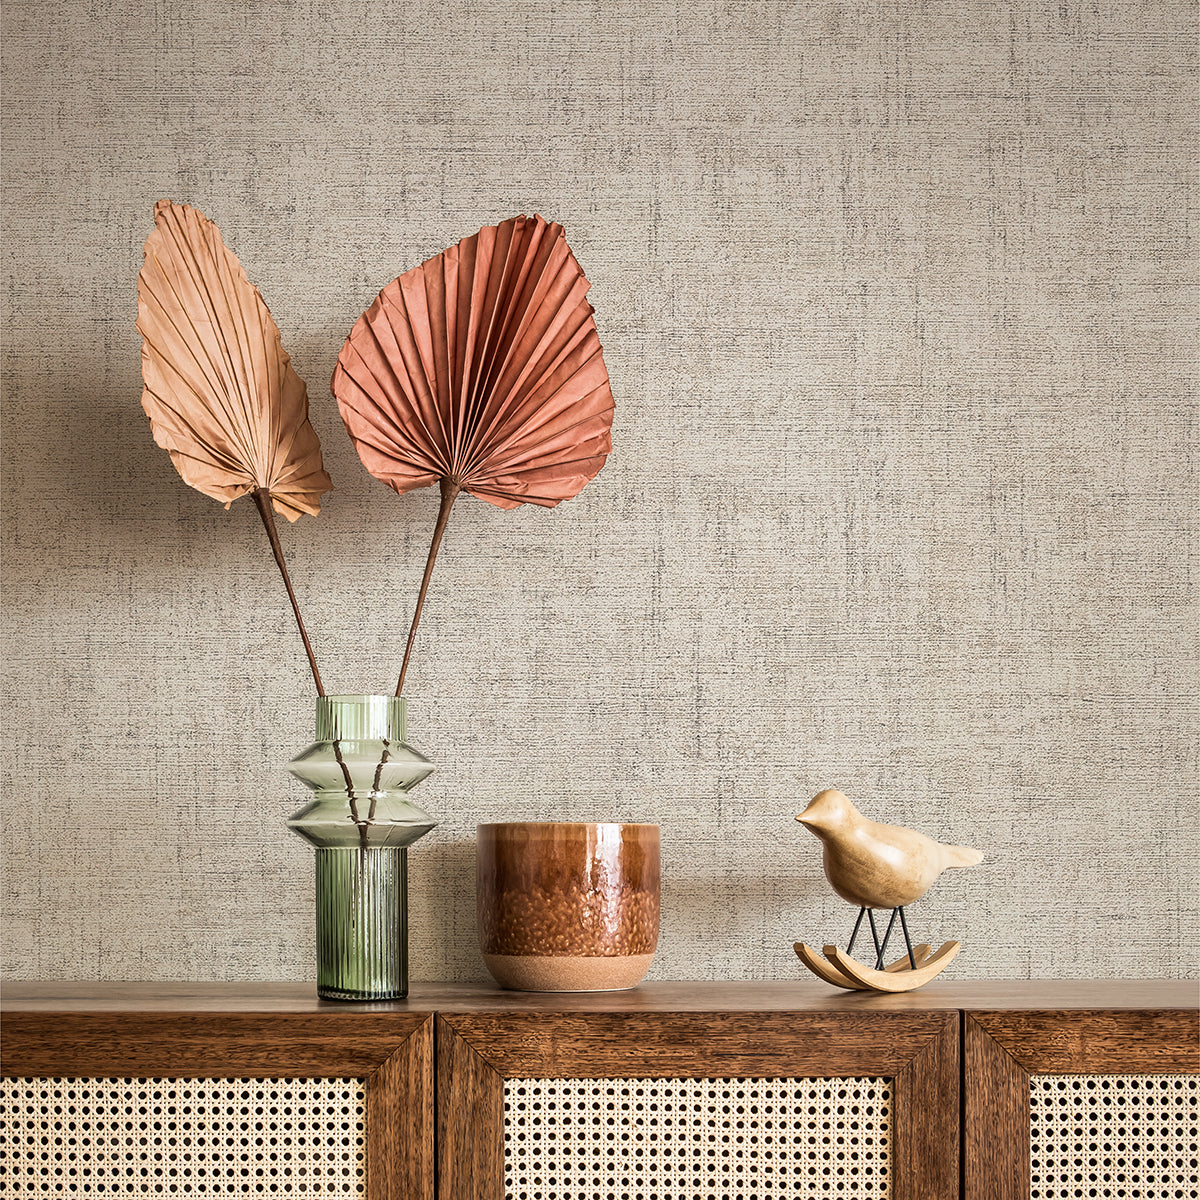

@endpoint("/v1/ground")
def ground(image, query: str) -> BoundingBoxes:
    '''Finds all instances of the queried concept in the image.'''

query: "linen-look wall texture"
[2,0,1196,982]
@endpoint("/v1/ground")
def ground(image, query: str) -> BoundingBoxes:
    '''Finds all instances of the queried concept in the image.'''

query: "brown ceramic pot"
[476,822,660,991]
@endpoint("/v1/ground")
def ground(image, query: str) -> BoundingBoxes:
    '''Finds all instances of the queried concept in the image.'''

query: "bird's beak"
[797,789,844,831]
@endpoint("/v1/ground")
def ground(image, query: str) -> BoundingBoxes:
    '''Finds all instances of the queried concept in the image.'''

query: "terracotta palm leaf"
[137,199,333,522]
[332,213,613,509]
[331,214,615,692]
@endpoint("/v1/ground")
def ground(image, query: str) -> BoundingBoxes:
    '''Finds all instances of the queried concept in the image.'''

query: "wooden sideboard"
[2,980,1196,1199]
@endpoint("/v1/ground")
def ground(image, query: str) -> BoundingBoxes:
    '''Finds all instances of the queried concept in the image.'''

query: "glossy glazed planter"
[476,822,660,992]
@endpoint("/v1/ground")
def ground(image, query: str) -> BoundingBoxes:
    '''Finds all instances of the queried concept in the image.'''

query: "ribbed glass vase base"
[315,847,408,1001]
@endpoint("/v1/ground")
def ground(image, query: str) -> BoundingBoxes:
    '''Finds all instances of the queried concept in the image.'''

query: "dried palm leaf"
[332,214,615,694]
[137,199,333,691]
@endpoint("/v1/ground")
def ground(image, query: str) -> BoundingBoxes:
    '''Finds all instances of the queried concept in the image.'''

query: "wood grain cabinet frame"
[1,1008,434,1200]
[964,1008,1200,1200]
[436,1009,960,1200]
[6,983,1195,1200]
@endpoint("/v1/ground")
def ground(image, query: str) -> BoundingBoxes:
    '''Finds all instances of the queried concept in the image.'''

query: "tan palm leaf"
[137,199,332,522]
[136,200,333,692]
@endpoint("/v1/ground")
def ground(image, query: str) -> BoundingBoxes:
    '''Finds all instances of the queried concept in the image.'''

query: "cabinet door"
[1,1009,433,1199]
[438,1010,958,1200]
[964,1009,1200,1200]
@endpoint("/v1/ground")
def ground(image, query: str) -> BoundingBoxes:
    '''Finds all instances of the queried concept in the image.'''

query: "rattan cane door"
[0,991,433,1200]
[964,1008,1200,1200]
[437,1009,959,1200]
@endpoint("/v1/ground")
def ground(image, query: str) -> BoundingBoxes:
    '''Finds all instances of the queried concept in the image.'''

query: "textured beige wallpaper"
[2,0,1196,983]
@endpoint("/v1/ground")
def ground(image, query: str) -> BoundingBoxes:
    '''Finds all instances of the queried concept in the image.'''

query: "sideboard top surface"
[3,979,1196,1013]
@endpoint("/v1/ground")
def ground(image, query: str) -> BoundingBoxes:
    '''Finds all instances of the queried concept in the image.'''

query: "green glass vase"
[287,695,435,1000]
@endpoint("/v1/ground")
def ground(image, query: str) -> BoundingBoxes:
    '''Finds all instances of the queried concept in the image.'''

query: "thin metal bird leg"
[876,908,899,970]
[846,906,868,956]
[897,906,917,970]
[867,909,883,967]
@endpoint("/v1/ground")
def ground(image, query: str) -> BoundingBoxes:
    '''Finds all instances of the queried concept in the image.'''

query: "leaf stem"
[252,487,325,696]
[395,476,461,696]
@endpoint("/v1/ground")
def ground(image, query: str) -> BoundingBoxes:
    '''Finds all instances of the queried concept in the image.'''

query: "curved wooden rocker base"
[794,940,960,992]
[794,942,932,991]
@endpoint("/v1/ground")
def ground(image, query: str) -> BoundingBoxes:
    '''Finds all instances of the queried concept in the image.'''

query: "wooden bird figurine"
[797,787,982,908]
[793,788,983,993]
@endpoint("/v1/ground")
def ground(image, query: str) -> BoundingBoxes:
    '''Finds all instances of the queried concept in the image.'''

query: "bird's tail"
[941,843,983,869]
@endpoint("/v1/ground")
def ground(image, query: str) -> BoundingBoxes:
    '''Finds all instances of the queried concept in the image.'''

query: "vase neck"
[315,695,406,742]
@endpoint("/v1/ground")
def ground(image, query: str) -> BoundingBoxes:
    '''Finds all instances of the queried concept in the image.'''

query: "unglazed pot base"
[483,952,656,992]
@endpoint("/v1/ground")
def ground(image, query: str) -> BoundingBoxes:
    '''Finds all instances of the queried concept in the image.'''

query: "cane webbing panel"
[1030,1074,1199,1198]
[0,1076,366,1196]
[504,1076,891,1200]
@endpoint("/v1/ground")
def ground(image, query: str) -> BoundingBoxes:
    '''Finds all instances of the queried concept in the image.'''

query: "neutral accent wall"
[3,0,1196,982]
